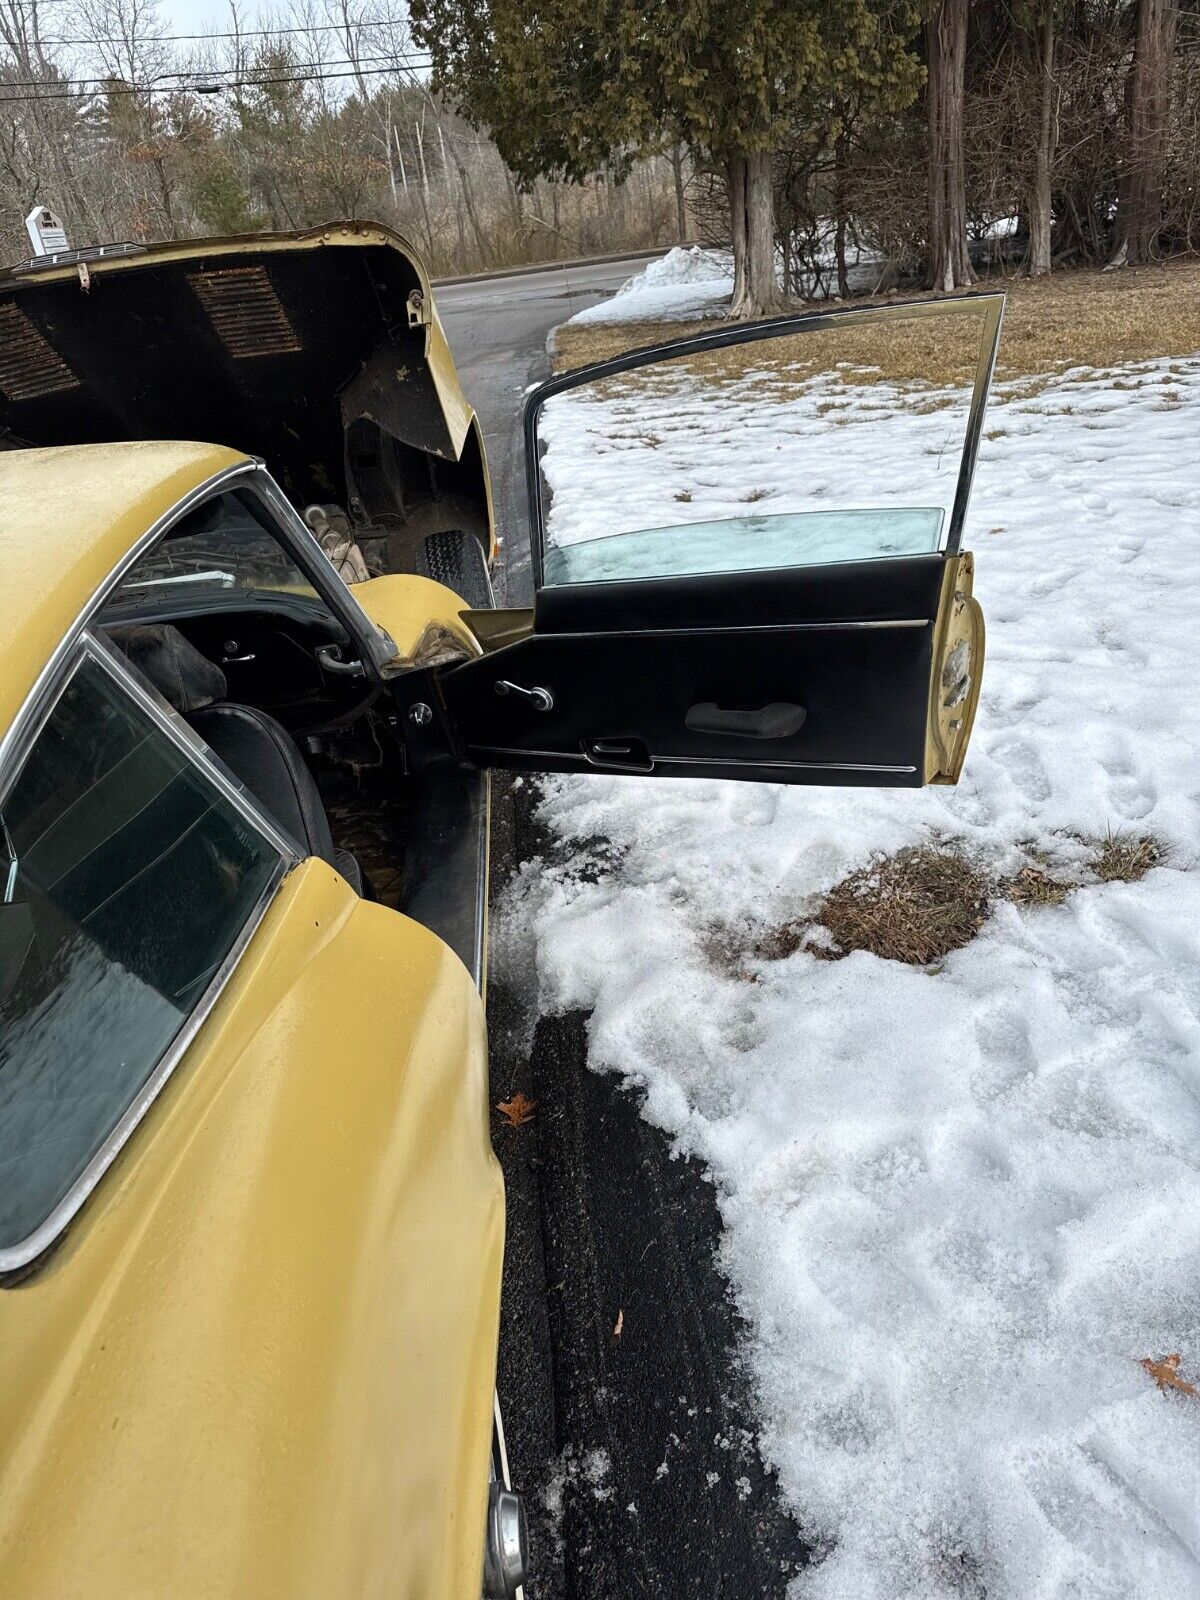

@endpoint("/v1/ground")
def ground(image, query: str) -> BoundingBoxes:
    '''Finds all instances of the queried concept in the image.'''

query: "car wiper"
[124,569,237,590]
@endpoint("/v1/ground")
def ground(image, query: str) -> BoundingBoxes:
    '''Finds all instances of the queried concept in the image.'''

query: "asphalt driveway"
[438,260,806,1600]
[437,257,645,604]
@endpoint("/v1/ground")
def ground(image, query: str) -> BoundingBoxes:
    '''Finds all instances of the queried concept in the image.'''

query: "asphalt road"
[438,259,807,1600]
[437,257,642,605]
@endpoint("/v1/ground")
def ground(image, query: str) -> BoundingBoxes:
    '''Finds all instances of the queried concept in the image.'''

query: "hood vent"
[0,304,78,401]
[188,265,301,358]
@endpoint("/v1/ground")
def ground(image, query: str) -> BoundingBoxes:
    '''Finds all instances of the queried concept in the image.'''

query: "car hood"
[0,222,474,516]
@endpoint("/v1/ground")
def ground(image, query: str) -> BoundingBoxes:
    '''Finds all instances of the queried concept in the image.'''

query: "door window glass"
[535,298,1000,586]
[0,649,283,1254]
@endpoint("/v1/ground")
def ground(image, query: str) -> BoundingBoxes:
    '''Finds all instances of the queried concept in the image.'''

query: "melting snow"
[503,354,1200,1598]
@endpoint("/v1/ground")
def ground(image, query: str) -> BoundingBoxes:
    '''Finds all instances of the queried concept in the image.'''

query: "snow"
[500,354,1200,1598]
[541,1445,615,1559]
[565,236,890,328]
[567,245,733,325]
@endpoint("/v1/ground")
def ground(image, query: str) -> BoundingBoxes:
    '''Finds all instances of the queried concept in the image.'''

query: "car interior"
[97,491,411,906]
[104,621,366,897]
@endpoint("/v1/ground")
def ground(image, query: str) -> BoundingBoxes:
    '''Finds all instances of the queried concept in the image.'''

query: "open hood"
[0,223,476,524]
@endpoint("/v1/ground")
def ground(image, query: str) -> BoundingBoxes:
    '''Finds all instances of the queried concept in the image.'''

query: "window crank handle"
[494,679,554,712]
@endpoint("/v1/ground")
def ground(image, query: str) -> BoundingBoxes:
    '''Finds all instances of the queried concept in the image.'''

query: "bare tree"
[1027,1,1060,273]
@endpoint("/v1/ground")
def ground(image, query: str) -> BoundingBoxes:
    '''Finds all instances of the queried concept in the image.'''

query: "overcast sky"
[160,0,268,34]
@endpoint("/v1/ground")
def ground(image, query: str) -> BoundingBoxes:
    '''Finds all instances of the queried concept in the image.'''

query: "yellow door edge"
[924,552,985,786]
[460,608,536,652]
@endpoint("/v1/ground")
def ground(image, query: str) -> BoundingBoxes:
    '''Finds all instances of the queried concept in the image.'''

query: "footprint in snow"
[1098,734,1158,821]
[972,1002,1039,1106]
[993,735,1053,804]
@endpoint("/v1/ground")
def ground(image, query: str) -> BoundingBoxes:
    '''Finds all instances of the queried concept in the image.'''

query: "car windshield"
[105,489,319,611]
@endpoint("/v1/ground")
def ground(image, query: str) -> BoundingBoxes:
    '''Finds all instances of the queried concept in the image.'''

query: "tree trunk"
[1029,6,1057,275]
[670,143,690,241]
[1112,0,1179,265]
[728,150,785,318]
[454,154,491,266]
[412,118,437,258]
[926,0,976,290]
[834,132,850,298]
[504,166,525,228]
[742,148,784,318]
[729,154,749,315]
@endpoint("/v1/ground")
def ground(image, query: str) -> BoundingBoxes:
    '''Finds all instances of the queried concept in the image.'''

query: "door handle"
[495,679,554,712]
[685,702,806,739]
[583,737,653,772]
[315,644,366,678]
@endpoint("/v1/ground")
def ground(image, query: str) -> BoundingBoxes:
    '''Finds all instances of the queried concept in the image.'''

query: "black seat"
[109,624,362,895]
[188,704,363,895]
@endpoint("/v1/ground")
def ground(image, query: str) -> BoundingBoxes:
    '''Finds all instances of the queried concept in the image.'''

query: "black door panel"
[440,600,936,787]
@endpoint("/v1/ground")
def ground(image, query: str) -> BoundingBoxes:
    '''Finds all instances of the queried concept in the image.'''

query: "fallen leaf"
[496,1091,537,1128]
[1139,1353,1199,1397]
[612,1308,624,1341]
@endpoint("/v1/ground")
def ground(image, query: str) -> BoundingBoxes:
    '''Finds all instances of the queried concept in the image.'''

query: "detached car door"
[436,294,1003,789]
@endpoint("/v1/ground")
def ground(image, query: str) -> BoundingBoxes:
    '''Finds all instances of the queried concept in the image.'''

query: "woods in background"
[0,0,690,272]
[0,0,1196,310]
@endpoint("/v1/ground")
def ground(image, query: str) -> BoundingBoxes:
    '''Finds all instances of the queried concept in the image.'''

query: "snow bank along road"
[502,254,1200,1599]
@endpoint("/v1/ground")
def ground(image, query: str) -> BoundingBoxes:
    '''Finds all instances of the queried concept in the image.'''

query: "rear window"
[0,646,283,1259]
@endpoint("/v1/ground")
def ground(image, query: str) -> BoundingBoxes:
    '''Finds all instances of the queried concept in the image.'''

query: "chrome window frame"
[249,467,398,673]
[91,464,398,677]
[0,630,298,1276]
[0,457,397,817]
[523,291,1006,590]
[0,460,254,793]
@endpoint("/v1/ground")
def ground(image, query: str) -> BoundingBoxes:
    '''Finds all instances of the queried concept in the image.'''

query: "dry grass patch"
[737,846,991,970]
[811,846,992,965]
[1001,863,1075,907]
[552,258,1200,393]
[710,830,1170,975]
[558,300,989,395]
[1093,831,1162,883]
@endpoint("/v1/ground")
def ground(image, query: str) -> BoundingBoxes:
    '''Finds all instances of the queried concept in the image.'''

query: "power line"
[152,49,433,82]
[0,49,432,89]
[30,17,415,49]
[0,53,432,97]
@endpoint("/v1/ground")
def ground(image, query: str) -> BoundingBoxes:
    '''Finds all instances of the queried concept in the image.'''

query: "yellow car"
[0,227,1001,1600]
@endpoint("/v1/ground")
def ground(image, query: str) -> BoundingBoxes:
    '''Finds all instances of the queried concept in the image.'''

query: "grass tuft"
[811,847,991,965]
[1001,864,1074,906]
[1092,831,1163,883]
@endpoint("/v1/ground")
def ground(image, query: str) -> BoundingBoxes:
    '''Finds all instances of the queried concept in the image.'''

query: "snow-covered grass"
[501,351,1200,1597]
